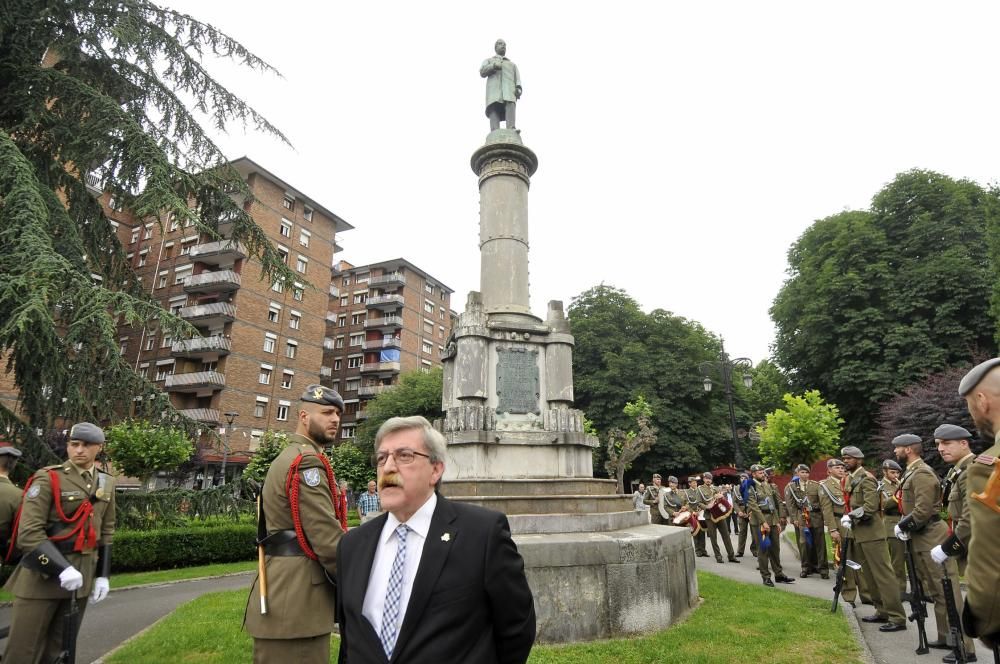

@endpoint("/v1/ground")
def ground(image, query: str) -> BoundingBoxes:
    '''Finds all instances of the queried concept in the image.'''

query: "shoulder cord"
[285,454,348,561]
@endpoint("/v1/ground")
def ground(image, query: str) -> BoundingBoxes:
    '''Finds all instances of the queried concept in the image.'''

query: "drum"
[672,509,701,536]
[707,495,734,523]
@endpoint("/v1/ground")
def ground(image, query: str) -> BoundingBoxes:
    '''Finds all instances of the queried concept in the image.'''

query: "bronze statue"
[480,39,521,131]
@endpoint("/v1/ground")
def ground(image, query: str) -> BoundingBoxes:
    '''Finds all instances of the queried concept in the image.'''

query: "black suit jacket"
[336,495,536,664]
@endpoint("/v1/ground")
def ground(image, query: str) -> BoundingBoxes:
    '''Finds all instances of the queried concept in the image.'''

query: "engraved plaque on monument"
[496,347,540,414]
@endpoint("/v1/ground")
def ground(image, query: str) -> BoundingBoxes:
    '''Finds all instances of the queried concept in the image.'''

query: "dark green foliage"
[105,420,194,484]
[112,523,255,572]
[0,1,296,461]
[242,431,289,485]
[116,485,253,530]
[771,170,997,451]
[354,368,443,456]
[330,442,375,491]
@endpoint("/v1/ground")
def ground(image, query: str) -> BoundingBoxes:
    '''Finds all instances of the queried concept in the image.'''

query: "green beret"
[69,422,105,444]
[933,424,972,441]
[881,459,902,471]
[959,358,1000,397]
[301,384,344,411]
[840,446,864,459]
[891,434,922,448]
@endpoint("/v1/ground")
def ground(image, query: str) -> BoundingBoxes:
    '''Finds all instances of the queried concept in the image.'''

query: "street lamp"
[699,340,753,469]
[221,411,238,486]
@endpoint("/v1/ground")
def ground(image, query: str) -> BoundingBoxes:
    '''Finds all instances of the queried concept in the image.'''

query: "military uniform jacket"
[684,488,704,514]
[658,488,685,521]
[0,476,22,546]
[642,485,662,511]
[899,458,947,553]
[747,479,780,526]
[944,453,974,552]
[5,463,115,599]
[784,481,810,528]
[245,434,344,640]
[844,467,885,543]
[965,434,1000,641]
[803,479,824,530]
[819,477,846,531]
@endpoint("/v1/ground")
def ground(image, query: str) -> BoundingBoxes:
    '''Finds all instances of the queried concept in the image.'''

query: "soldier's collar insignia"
[441,533,451,542]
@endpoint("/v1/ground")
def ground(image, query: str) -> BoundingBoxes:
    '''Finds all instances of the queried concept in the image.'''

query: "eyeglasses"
[374,448,431,467]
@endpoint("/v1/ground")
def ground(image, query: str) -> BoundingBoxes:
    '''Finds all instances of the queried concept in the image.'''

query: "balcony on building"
[326,312,337,323]
[329,284,340,297]
[165,370,226,392]
[369,272,406,288]
[363,315,402,331]
[366,294,404,311]
[323,337,336,350]
[215,209,239,237]
[355,410,370,421]
[178,301,236,327]
[320,366,333,377]
[183,269,241,294]
[85,170,103,196]
[171,335,232,359]
[189,239,246,266]
[360,361,401,375]
[358,384,396,398]
[178,408,221,425]
[361,337,401,351]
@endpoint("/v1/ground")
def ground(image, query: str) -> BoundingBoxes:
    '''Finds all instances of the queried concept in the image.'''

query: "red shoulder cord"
[285,453,347,561]
[47,470,97,553]
[4,475,36,563]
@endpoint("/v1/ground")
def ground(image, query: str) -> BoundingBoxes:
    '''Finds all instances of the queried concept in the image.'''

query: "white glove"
[840,514,852,530]
[90,576,110,603]
[930,545,948,565]
[894,524,910,541]
[58,566,84,592]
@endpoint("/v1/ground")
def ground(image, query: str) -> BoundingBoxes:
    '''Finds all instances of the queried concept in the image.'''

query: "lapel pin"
[441,533,451,542]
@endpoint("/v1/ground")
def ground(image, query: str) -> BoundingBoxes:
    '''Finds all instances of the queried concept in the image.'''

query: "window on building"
[333,359,342,370]
[356,272,370,284]
[157,272,168,289]
[342,277,350,287]
[278,247,289,265]
[293,284,304,301]
[341,426,355,439]
[168,217,180,232]
[421,359,433,373]
[143,224,153,240]
[351,313,366,325]
[423,320,433,334]
[439,325,445,339]
[201,360,217,372]
[280,220,292,238]
[169,300,185,315]
[285,341,298,359]
[424,300,434,313]
[155,362,174,381]
[174,266,192,285]
[439,307,446,320]
[347,356,362,368]
[346,378,360,392]
[138,250,148,267]
[338,315,347,327]
[145,336,156,351]
[119,338,129,355]
[138,362,149,379]
[289,312,301,330]
[353,293,367,304]
[162,244,174,259]
[283,194,295,211]
[268,305,280,323]
[259,366,272,384]
[303,205,314,222]
[276,402,290,421]
[130,229,140,244]
[271,280,284,293]
[335,336,345,349]
[161,335,172,349]
[299,229,311,248]
[254,398,268,418]
[296,255,308,274]
[422,340,433,354]
[263,333,277,353]
[349,333,364,347]
[425,282,435,294]
[281,371,294,389]
[440,290,447,301]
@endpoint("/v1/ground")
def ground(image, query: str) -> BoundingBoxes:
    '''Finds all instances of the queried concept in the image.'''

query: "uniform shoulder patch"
[975,454,997,466]
[26,485,41,499]
[302,468,322,487]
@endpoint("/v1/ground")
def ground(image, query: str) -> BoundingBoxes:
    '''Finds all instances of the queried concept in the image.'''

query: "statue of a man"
[480,39,521,131]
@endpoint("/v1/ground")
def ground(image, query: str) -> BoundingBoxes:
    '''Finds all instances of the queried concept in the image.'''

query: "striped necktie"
[380,524,410,658]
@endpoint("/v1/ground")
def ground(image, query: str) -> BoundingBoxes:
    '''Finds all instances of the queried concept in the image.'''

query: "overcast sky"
[161,0,1000,363]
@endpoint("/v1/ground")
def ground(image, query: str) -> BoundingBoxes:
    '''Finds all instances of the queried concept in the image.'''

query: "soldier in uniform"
[245,385,348,663]
[697,471,737,563]
[0,442,24,548]
[879,459,907,598]
[931,424,975,577]
[684,475,708,557]
[4,422,116,663]
[959,358,1000,649]
[840,445,907,631]
[642,474,665,525]
[746,464,794,586]
[894,433,977,655]
[788,464,826,578]
[820,458,868,604]
[657,476,686,523]
[734,471,754,558]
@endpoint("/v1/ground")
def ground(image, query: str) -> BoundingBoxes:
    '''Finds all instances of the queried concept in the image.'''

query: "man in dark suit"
[336,415,536,664]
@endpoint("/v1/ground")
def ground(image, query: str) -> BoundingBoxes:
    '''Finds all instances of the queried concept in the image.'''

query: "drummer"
[658,475,686,522]
[698,471,738,563]
[685,476,709,557]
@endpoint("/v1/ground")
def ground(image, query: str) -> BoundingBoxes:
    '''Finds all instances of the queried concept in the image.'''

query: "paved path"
[0,572,254,664]
[696,531,987,664]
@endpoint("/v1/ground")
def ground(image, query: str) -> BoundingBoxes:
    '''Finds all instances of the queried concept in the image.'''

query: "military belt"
[261,529,306,557]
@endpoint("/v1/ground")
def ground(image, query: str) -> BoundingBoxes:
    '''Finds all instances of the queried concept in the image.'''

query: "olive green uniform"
[879,477,906,595]
[733,486,754,557]
[899,457,975,652]
[245,434,345,663]
[4,463,116,663]
[643,484,665,525]
[0,475,23,545]
[657,488,685,523]
[684,487,708,556]
[844,466,906,625]
[786,479,825,576]
[698,484,735,562]
[747,478,784,580]
[819,476,866,603]
[942,453,973,576]
[965,434,1000,646]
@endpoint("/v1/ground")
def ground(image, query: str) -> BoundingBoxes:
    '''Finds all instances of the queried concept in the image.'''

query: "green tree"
[330,442,375,491]
[603,396,658,493]
[105,420,194,487]
[756,391,844,472]
[243,430,289,485]
[354,368,443,455]
[0,1,297,460]
[771,170,997,451]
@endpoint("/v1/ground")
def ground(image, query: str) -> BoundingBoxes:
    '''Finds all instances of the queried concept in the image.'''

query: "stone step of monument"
[442,478,619,497]
[508,509,653,535]
[445,494,635,515]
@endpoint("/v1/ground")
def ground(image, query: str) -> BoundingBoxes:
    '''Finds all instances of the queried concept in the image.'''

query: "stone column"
[471,131,538,317]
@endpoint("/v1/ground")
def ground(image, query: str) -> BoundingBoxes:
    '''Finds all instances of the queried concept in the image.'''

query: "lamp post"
[699,341,753,469]
[221,411,238,486]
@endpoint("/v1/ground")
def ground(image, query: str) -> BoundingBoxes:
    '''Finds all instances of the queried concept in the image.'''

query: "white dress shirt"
[362,492,437,637]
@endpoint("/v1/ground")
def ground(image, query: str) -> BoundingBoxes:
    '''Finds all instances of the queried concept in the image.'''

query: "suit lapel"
[349,514,389,659]
[390,495,458,662]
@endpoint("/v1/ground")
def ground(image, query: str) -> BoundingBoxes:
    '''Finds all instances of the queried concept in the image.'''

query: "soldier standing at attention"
[684,476,708,557]
[840,445,907,631]
[879,459,907,599]
[643,474,665,525]
[931,424,975,577]
[734,471,753,557]
[0,442,24,548]
[657,476,685,523]
[4,422,116,662]
[959,358,1000,650]
[746,464,794,586]
[245,385,348,663]
[698,471,737,563]
[894,433,977,656]
[820,458,865,603]
[792,464,826,578]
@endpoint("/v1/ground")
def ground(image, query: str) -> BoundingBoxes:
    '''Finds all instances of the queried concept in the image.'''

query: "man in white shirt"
[335,416,536,664]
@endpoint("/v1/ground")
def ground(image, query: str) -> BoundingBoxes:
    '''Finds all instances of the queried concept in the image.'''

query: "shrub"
[112,523,255,572]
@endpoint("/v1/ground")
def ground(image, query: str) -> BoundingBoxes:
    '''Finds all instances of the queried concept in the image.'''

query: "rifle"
[53,593,79,663]
[941,563,968,663]
[903,538,930,654]
[831,534,850,612]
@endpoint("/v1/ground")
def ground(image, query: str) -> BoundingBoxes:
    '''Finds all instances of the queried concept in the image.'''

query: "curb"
[842,602,878,664]
[91,610,172,664]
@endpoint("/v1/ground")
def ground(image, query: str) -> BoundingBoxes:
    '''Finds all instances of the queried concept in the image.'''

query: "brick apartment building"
[117,157,352,487]
[322,259,454,442]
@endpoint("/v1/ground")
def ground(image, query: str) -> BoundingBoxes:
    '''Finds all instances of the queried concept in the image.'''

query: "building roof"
[332,257,454,294]
[229,156,354,234]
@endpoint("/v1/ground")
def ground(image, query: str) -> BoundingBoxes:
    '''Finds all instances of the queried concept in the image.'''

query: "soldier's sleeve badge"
[975,454,997,466]
[302,468,322,487]
[26,485,40,500]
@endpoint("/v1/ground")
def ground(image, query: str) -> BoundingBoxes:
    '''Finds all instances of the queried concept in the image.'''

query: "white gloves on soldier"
[930,545,948,565]
[90,576,110,603]
[894,524,910,541]
[58,566,84,592]
[840,514,852,530]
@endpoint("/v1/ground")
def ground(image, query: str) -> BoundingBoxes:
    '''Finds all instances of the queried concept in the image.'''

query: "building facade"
[322,259,453,442]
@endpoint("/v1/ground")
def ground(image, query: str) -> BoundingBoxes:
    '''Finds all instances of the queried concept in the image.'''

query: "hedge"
[112,523,256,572]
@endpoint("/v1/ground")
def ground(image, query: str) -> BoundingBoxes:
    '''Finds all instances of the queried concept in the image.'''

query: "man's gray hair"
[375,416,447,463]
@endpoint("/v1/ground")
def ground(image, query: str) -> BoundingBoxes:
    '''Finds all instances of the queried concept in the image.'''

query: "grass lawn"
[105,571,861,664]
